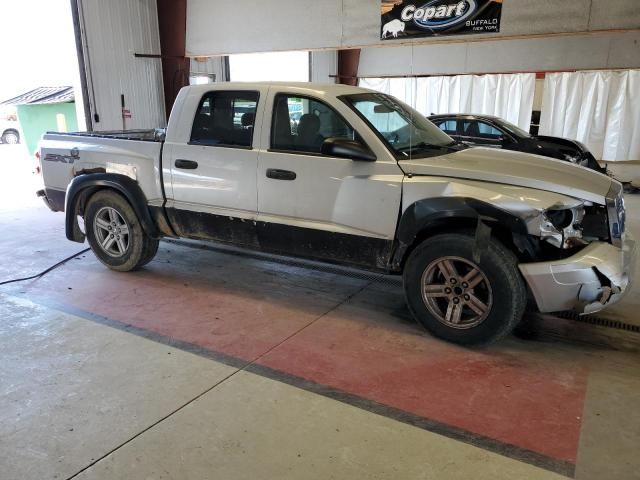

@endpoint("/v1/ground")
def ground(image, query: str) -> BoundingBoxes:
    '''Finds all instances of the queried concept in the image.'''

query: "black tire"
[138,236,160,267]
[1,129,20,144]
[403,233,526,346]
[85,190,159,272]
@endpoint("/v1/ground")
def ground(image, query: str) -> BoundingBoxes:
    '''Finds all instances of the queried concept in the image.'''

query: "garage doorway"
[0,0,83,211]
[359,74,535,132]
[540,70,640,162]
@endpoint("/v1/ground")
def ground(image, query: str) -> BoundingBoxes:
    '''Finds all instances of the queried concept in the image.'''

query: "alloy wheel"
[93,206,130,257]
[420,256,493,329]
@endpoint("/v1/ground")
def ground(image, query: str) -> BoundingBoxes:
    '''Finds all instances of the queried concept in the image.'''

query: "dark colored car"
[428,114,606,173]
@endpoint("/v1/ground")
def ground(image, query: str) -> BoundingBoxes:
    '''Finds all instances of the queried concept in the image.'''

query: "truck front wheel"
[85,190,159,271]
[403,233,526,346]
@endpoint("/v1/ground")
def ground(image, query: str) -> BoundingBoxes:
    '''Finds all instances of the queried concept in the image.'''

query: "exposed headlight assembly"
[539,204,587,249]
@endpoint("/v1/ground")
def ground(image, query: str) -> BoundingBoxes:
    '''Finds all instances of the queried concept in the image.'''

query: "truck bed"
[45,129,166,142]
[39,130,166,212]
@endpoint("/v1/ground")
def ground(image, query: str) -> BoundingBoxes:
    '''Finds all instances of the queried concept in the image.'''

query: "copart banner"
[381,0,503,40]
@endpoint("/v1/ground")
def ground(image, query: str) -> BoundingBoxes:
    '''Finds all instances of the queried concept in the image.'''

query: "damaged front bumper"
[519,235,636,315]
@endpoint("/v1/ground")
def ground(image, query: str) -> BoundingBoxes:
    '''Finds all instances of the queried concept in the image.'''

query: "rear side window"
[190,91,259,148]
[271,94,355,155]
[435,119,457,135]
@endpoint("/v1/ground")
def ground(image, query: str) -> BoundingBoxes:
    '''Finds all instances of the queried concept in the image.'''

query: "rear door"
[255,89,403,270]
[163,87,265,243]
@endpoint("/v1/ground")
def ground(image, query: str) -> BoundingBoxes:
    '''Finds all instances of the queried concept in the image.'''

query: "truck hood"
[398,147,612,204]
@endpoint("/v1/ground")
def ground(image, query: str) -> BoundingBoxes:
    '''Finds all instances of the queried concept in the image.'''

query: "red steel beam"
[156,0,189,122]
[336,49,361,86]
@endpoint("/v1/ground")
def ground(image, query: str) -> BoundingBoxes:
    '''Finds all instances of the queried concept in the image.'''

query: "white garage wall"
[186,0,640,56]
[358,31,640,77]
[77,0,166,130]
[360,74,535,131]
[540,70,640,162]
[187,0,344,56]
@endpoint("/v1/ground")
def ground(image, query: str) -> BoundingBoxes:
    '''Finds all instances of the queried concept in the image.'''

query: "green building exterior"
[1,87,78,155]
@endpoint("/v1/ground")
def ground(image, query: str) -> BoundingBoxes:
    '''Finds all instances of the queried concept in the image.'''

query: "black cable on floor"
[0,248,90,286]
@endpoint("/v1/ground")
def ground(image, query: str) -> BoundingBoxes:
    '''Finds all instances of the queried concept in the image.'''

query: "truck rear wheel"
[403,233,526,346]
[85,190,159,271]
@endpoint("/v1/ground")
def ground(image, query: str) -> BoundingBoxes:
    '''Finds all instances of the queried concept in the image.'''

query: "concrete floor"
[1,144,640,480]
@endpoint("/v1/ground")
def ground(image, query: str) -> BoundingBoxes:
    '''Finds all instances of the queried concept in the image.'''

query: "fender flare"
[64,173,160,243]
[391,197,528,270]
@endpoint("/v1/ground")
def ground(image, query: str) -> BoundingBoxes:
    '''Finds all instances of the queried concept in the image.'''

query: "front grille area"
[582,205,609,241]
[606,182,625,247]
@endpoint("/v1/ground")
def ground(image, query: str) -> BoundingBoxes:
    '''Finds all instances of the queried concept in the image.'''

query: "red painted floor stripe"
[21,250,587,464]
[256,299,587,462]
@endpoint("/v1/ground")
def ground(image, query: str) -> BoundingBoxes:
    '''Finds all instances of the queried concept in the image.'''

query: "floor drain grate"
[551,311,640,334]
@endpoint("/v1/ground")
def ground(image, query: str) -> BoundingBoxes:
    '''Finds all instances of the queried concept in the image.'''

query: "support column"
[336,49,361,86]
[157,0,189,121]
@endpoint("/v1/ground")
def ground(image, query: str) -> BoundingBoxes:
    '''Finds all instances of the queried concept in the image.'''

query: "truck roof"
[181,81,376,96]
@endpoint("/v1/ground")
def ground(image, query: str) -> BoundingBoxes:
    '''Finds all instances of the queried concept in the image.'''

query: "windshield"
[494,118,532,139]
[341,93,456,159]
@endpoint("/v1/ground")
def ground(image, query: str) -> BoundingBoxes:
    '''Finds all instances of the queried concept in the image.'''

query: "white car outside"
[0,118,20,144]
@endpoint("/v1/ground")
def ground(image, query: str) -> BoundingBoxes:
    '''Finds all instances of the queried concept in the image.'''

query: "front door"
[256,91,403,270]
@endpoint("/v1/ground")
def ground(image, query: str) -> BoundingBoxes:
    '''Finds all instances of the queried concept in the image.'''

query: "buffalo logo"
[401,0,477,30]
[382,19,406,38]
[44,147,80,164]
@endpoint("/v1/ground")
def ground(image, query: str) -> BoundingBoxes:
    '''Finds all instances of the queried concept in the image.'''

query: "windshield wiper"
[397,141,461,154]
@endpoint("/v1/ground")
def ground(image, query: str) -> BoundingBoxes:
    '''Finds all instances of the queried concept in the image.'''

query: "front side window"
[271,94,356,154]
[341,93,455,159]
[190,91,258,148]
[494,118,531,139]
[463,120,504,140]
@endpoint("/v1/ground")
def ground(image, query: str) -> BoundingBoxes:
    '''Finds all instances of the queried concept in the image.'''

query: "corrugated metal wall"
[78,0,165,130]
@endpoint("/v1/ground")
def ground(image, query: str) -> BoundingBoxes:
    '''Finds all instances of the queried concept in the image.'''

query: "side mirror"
[321,138,376,162]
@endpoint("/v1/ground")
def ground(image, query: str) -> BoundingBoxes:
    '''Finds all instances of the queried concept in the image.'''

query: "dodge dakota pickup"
[37,82,636,346]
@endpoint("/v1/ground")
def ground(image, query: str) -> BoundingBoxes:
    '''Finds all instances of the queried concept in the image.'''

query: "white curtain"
[359,74,535,131]
[540,70,640,162]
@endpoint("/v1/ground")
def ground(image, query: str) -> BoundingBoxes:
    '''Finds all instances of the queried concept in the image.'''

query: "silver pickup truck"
[37,82,636,346]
